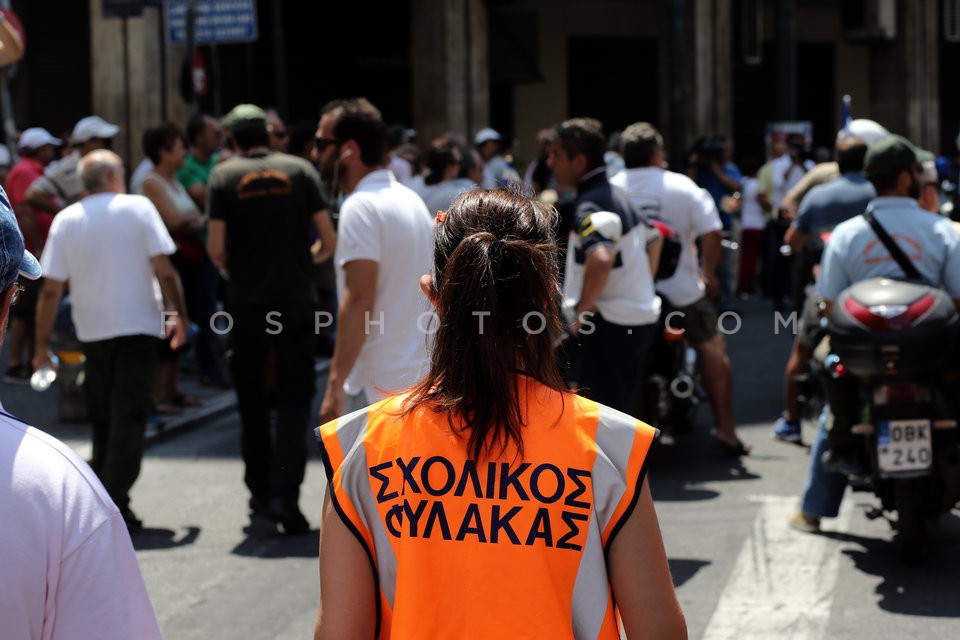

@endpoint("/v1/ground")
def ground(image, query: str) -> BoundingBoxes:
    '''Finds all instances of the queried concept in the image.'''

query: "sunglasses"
[314,136,338,152]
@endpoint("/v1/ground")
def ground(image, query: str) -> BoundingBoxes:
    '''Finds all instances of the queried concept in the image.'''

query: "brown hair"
[402,188,565,460]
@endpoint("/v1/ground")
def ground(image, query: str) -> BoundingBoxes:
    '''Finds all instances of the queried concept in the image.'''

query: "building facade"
[5,0,956,172]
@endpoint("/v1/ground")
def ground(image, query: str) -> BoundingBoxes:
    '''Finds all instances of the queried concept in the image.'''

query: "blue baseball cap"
[0,188,41,292]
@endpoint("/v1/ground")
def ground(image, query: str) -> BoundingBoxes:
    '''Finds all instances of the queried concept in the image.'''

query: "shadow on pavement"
[818,511,960,617]
[647,432,762,502]
[669,558,711,588]
[230,514,320,559]
[132,526,202,551]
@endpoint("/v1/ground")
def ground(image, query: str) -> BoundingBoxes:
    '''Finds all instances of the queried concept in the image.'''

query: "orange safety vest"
[316,378,658,639]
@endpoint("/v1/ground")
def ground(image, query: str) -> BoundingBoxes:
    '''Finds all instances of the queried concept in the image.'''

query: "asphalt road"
[36,300,960,639]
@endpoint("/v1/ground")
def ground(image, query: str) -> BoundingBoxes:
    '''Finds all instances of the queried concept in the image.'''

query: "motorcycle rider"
[790,135,960,532]
[771,136,874,443]
[612,122,750,455]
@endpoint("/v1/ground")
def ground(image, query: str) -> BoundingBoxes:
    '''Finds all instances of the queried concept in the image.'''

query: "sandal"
[172,393,203,408]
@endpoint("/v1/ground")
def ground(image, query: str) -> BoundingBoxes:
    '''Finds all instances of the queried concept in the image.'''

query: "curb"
[143,358,332,447]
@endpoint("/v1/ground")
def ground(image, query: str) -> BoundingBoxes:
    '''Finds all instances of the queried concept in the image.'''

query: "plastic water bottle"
[30,355,59,392]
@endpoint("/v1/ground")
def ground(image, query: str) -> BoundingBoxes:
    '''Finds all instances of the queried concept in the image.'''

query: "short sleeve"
[139,198,177,257]
[303,165,329,214]
[690,187,723,237]
[574,200,618,255]
[817,231,850,301]
[940,221,960,299]
[207,167,229,221]
[793,197,815,234]
[337,195,382,266]
[40,217,69,281]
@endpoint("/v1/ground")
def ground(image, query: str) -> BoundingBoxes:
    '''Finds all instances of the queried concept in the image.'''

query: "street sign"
[165,0,258,45]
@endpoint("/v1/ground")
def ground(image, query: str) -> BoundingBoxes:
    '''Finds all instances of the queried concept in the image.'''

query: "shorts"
[662,295,717,345]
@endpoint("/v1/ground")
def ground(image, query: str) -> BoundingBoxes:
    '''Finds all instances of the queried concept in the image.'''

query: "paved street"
[7,300,960,639]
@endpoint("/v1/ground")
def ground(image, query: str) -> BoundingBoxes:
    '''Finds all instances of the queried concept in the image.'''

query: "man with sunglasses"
[314,98,433,424]
[0,183,163,638]
[25,116,119,216]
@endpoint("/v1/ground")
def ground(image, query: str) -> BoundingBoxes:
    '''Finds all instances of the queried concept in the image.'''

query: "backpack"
[648,219,682,281]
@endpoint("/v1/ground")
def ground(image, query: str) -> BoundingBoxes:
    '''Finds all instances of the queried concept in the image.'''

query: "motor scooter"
[825,277,960,559]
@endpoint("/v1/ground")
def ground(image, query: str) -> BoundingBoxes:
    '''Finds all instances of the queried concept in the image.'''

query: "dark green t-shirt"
[208,152,327,314]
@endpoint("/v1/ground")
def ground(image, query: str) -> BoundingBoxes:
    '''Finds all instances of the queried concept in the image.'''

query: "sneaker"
[3,365,30,385]
[772,415,802,443]
[788,511,821,533]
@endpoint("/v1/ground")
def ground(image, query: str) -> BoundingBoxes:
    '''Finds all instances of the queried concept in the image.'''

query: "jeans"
[800,405,848,518]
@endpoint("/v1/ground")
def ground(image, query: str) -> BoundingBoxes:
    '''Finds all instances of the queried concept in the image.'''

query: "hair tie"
[435,210,447,223]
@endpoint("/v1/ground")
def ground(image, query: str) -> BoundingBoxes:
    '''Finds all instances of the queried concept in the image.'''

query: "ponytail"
[403,188,564,461]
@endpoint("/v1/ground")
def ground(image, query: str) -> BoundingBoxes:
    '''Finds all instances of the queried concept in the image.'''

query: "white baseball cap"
[836,119,889,146]
[72,116,120,143]
[17,127,62,150]
[474,127,501,146]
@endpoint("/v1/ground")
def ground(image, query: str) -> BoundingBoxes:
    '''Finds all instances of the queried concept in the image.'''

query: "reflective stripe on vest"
[316,386,657,640]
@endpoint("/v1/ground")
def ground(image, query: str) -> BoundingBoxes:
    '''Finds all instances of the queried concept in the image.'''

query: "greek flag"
[840,94,852,133]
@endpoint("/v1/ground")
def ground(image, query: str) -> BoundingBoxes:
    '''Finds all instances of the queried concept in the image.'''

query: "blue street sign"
[165,0,258,45]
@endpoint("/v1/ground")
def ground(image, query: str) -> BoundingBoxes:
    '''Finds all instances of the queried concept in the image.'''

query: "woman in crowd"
[315,188,686,639]
[140,123,205,413]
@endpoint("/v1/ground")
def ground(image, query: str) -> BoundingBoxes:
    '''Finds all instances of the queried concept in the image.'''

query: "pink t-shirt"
[0,404,162,639]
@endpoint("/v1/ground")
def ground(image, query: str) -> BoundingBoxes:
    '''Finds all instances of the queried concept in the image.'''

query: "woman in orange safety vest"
[315,188,686,639]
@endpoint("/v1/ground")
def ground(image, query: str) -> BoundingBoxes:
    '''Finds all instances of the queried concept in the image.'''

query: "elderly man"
[34,149,189,532]
[0,180,163,638]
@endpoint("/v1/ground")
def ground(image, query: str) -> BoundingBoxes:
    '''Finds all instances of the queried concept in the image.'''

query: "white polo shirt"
[336,169,434,399]
[41,193,176,343]
[611,167,722,307]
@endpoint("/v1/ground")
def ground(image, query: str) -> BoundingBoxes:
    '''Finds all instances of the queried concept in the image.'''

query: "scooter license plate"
[877,420,932,474]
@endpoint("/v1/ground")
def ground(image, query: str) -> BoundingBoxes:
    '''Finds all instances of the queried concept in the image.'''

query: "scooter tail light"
[934,420,958,430]
[663,327,685,342]
[851,423,875,435]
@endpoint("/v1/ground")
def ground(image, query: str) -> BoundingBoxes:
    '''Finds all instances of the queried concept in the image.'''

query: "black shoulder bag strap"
[861,206,926,284]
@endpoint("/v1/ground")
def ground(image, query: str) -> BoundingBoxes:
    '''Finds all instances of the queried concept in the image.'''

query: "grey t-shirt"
[792,173,876,236]
[818,196,960,301]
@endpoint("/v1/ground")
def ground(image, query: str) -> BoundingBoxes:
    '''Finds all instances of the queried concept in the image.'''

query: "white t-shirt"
[740,176,766,230]
[0,404,162,640]
[335,169,434,399]
[41,193,177,343]
[771,155,815,210]
[611,167,722,307]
